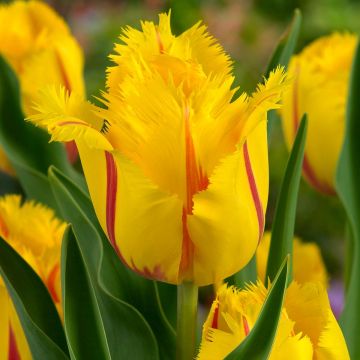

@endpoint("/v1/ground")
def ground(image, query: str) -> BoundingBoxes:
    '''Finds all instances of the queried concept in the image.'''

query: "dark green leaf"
[265,9,302,76]
[336,41,360,359]
[265,115,307,285]
[49,167,162,360]
[266,9,302,138]
[0,171,22,196]
[0,56,85,206]
[61,227,112,360]
[229,254,257,289]
[225,257,289,360]
[0,236,69,360]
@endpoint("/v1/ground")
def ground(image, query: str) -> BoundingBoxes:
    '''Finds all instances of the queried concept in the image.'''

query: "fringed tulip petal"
[198,282,349,359]
[29,86,112,150]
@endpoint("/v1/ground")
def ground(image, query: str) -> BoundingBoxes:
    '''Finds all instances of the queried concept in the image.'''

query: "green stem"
[176,282,198,360]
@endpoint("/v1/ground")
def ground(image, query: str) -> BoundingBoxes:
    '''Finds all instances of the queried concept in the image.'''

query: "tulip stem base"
[176,282,198,360]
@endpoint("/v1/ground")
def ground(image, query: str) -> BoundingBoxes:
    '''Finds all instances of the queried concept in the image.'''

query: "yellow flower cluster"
[0,195,66,359]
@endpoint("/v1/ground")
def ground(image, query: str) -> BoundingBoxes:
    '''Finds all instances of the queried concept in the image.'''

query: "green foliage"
[266,115,307,285]
[48,167,176,359]
[336,40,360,359]
[225,257,289,360]
[265,9,302,76]
[0,236,69,360]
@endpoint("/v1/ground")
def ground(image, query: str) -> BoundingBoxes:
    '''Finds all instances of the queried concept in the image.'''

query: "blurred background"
[3,0,360,292]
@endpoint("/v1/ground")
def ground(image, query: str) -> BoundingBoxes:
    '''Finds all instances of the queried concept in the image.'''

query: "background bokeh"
[4,0,360,282]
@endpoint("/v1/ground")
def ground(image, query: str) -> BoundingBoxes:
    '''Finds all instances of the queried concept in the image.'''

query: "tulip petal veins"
[243,142,264,243]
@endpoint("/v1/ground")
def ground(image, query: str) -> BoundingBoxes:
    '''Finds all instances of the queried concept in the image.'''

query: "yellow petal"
[21,35,85,115]
[315,310,350,360]
[28,86,112,151]
[257,233,328,287]
[77,141,184,284]
[188,121,267,286]
[280,33,357,194]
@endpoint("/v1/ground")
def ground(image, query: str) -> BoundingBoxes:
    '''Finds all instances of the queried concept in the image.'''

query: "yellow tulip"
[257,232,328,287]
[0,0,85,172]
[280,33,357,195]
[198,282,349,359]
[28,13,287,286]
[0,195,66,359]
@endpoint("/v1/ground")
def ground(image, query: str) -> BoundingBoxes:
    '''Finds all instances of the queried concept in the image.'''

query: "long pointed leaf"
[225,257,289,360]
[0,237,69,359]
[61,227,112,360]
[265,115,307,285]
[49,167,162,359]
[265,9,302,76]
[336,40,360,359]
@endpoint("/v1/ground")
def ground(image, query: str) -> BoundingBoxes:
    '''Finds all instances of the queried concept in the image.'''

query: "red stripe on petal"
[242,316,250,336]
[243,141,264,242]
[105,151,121,256]
[105,152,167,281]
[55,50,71,93]
[292,65,336,196]
[47,264,60,304]
[211,305,219,329]
[8,324,21,360]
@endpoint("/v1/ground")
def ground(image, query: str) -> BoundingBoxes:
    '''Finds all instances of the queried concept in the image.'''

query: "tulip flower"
[0,195,66,358]
[257,232,328,287]
[29,13,287,286]
[280,33,357,195]
[0,0,85,165]
[198,282,349,359]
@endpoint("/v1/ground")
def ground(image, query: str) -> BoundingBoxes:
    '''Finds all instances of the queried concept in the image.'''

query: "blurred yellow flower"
[0,0,85,173]
[257,232,328,287]
[198,282,349,359]
[29,13,287,285]
[0,148,15,176]
[0,195,66,359]
[280,33,357,195]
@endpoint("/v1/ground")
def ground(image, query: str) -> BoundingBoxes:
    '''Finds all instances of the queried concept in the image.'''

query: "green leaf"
[266,9,302,138]
[225,257,289,360]
[0,56,85,207]
[0,171,22,196]
[336,40,360,359]
[265,115,307,285]
[61,227,112,360]
[229,254,257,289]
[49,167,163,359]
[0,236,69,360]
[265,9,302,76]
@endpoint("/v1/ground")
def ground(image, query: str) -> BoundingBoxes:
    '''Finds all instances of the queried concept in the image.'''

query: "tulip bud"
[280,33,357,195]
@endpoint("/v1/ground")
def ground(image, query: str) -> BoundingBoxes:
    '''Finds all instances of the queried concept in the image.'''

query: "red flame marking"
[243,142,264,242]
